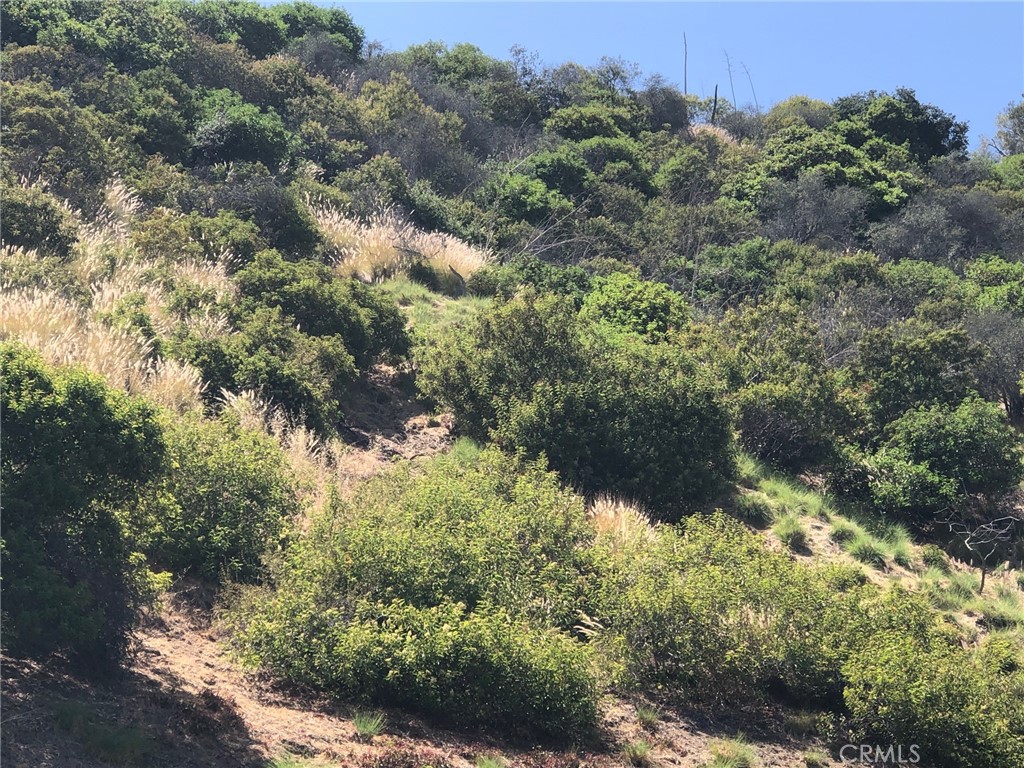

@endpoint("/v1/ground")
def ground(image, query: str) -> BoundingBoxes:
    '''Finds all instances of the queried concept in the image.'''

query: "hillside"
[2,3,1024,768]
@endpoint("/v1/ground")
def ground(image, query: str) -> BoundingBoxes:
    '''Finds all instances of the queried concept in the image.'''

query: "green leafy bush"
[224,449,598,736]
[843,631,1024,768]
[579,272,689,341]
[870,398,1023,523]
[0,183,78,257]
[172,306,356,431]
[418,290,735,516]
[233,249,409,366]
[134,414,299,583]
[0,343,165,669]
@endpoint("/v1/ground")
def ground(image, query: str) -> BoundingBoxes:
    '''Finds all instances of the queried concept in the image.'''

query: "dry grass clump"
[408,229,490,280]
[689,123,739,146]
[101,177,143,234]
[171,257,237,304]
[590,494,655,547]
[310,199,489,284]
[0,287,204,413]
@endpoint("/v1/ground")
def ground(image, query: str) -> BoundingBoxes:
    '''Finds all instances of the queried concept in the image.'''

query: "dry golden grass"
[171,257,237,303]
[100,177,143,237]
[310,200,489,284]
[0,287,204,413]
[589,494,655,547]
[689,123,739,146]
[407,230,490,280]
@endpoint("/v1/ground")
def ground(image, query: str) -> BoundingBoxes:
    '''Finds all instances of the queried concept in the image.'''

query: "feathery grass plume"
[100,177,143,236]
[408,229,491,279]
[589,494,654,547]
[311,197,489,285]
[0,287,152,391]
[308,197,362,261]
[0,243,41,272]
[144,357,206,414]
[183,312,232,340]
[690,123,739,146]
[172,257,237,303]
[0,286,204,412]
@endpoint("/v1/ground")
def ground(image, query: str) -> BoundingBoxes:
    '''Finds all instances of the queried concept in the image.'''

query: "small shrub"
[635,704,661,731]
[623,740,654,767]
[0,184,78,258]
[353,709,387,741]
[843,631,1023,768]
[803,748,829,768]
[134,414,299,583]
[417,290,735,518]
[475,756,507,768]
[773,514,808,551]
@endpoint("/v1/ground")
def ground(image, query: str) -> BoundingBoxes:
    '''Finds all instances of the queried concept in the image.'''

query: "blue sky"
[337,2,1023,149]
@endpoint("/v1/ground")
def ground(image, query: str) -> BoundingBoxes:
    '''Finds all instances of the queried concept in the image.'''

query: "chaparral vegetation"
[2,2,1024,767]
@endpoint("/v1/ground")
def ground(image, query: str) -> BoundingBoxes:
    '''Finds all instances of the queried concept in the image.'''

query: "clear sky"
[336,1,1024,149]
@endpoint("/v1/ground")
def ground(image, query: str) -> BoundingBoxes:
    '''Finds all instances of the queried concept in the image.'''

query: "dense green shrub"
[233,249,409,366]
[843,632,1024,768]
[0,183,78,257]
[230,597,596,738]
[592,511,874,706]
[844,321,985,431]
[418,291,735,516]
[192,89,291,168]
[869,398,1024,523]
[224,449,598,736]
[579,272,689,341]
[466,255,593,304]
[172,306,356,431]
[133,414,299,583]
[0,343,165,669]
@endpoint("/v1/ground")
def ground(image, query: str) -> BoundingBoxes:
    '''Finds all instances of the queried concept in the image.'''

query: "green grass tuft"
[773,513,808,551]
[921,544,951,573]
[844,532,886,568]
[53,701,153,766]
[623,739,654,767]
[803,747,830,768]
[709,735,757,768]
[352,709,387,741]
[733,491,775,526]
[635,704,661,731]
[828,518,860,544]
